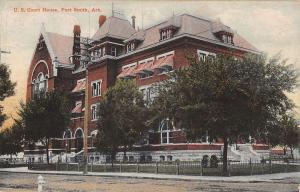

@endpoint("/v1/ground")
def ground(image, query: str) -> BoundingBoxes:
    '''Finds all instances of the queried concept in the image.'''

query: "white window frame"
[138,57,155,65]
[122,62,137,70]
[197,50,216,61]
[156,51,175,60]
[139,84,158,104]
[111,47,117,57]
[91,103,100,121]
[91,80,102,97]
[159,119,174,144]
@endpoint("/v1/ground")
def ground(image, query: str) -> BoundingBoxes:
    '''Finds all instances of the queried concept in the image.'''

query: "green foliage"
[0,63,16,127]
[269,114,300,156]
[16,90,71,163]
[0,63,16,101]
[95,79,149,161]
[0,124,23,155]
[151,53,298,174]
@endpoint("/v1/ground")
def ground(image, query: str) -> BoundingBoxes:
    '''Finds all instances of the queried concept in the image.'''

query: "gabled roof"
[46,32,73,64]
[36,24,74,65]
[92,16,136,40]
[129,14,258,52]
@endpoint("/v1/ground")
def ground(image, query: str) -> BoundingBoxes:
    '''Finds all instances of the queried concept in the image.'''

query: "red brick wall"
[26,40,54,101]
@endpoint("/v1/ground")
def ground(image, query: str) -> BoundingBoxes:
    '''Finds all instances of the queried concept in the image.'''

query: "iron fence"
[29,158,300,176]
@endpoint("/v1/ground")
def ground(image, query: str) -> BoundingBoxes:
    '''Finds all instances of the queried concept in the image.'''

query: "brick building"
[26,14,268,163]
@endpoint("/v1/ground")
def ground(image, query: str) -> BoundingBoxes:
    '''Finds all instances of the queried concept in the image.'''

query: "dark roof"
[92,16,136,40]
[128,14,258,52]
[46,32,73,64]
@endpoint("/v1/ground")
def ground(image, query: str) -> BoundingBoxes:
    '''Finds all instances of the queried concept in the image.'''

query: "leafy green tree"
[269,114,300,158]
[151,53,298,175]
[0,63,16,127]
[16,91,70,163]
[95,79,148,163]
[0,124,23,157]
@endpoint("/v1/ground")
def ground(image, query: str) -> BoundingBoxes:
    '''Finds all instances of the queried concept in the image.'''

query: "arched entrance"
[159,119,174,144]
[74,128,83,152]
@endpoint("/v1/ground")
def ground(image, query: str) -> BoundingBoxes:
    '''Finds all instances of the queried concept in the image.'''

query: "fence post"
[269,158,272,174]
[120,162,122,173]
[201,163,203,176]
[155,162,158,174]
[91,161,93,172]
[249,159,253,176]
[136,162,140,173]
[56,162,58,171]
[67,163,69,171]
[104,163,107,172]
[77,163,80,172]
[176,162,179,175]
[228,161,230,177]
[285,160,288,173]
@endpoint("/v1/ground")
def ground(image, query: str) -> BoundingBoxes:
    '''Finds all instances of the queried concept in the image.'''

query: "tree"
[95,79,148,163]
[16,91,70,163]
[151,53,298,175]
[0,63,16,127]
[269,114,300,158]
[0,124,23,158]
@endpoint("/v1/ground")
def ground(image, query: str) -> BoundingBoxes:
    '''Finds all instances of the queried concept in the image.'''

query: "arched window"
[63,129,72,139]
[32,72,48,97]
[75,128,83,138]
[159,119,174,144]
[74,128,83,152]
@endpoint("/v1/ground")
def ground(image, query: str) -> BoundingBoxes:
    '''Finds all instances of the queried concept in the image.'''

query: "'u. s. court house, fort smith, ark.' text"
[13,7,102,13]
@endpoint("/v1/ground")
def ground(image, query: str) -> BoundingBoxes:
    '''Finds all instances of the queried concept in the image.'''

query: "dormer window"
[222,34,233,44]
[126,42,135,53]
[160,29,173,41]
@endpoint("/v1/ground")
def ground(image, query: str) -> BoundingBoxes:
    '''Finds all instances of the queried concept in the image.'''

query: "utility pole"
[80,37,92,174]
[0,49,10,65]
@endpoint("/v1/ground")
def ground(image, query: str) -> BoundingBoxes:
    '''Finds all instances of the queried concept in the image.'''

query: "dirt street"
[0,172,299,192]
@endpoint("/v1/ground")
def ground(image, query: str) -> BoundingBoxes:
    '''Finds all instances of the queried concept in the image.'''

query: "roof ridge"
[180,13,212,23]
[142,14,181,31]
[46,31,72,38]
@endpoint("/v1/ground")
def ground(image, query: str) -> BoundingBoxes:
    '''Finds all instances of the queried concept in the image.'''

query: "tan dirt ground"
[0,172,299,192]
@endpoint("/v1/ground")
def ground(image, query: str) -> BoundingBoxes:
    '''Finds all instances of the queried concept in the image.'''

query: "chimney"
[99,15,106,28]
[131,15,136,29]
[73,25,81,35]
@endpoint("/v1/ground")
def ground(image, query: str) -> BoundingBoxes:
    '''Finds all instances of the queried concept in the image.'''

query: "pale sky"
[0,0,300,129]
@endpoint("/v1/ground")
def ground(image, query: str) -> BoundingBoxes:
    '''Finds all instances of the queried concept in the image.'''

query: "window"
[126,42,135,53]
[167,155,173,161]
[221,34,233,44]
[160,29,173,40]
[91,80,102,97]
[102,47,106,56]
[32,73,48,98]
[228,36,232,44]
[111,47,117,56]
[140,86,156,104]
[159,119,174,144]
[160,155,165,161]
[139,73,152,79]
[91,103,100,120]
[197,50,216,61]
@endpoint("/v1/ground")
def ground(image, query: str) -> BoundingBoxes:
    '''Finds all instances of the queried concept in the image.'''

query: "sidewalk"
[0,166,299,182]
